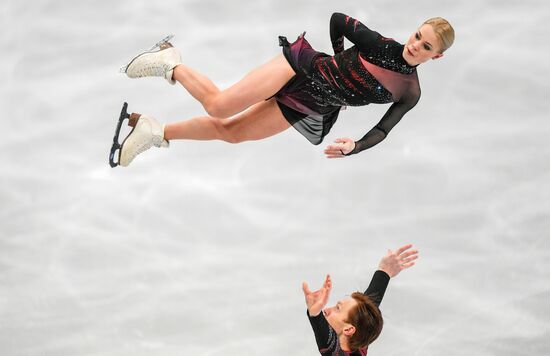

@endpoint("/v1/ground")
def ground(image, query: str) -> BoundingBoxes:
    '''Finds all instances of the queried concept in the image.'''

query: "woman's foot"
[124,41,182,85]
[119,113,169,167]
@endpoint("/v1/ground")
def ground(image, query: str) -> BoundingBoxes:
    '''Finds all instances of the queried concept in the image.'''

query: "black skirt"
[275,33,341,145]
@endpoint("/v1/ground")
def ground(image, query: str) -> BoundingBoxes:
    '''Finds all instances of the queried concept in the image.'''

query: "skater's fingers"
[324,274,332,289]
[400,250,419,259]
[396,244,414,255]
[401,255,419,264]
[324,147,346,158]
[302,282,312,295]
[324,151,345,156]
[325,145,345,152]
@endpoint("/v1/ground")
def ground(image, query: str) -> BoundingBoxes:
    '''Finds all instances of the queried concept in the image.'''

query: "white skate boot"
[119,113,169,167]
[122,35,182,85]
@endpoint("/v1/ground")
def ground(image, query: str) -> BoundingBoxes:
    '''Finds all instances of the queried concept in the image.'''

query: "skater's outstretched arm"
[366,244,419,306]
[363,271,390,307]
[302,275,332,318]
[302,275,336,353]
[378,244,419,278]
[324,89,420,158]
[351,91,420,155]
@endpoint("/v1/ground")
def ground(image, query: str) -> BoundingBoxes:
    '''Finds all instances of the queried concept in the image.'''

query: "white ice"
[1,0,549,355]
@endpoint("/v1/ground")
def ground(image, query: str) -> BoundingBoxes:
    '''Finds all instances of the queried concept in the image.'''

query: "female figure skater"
[114,12,454,167]
[302,244,418,355]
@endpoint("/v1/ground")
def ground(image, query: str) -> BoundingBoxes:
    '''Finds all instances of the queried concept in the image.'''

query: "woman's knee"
[214,119,244,144]
[204,95,234,119]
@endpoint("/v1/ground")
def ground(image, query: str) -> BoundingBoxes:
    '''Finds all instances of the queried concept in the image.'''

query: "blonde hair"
[423,17,455,53]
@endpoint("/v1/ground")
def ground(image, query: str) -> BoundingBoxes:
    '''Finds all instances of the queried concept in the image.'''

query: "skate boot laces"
[126,47,181,79]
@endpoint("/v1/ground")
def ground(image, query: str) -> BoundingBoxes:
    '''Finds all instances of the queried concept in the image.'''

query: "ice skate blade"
[119,34,175,73]
[109,102,131,168]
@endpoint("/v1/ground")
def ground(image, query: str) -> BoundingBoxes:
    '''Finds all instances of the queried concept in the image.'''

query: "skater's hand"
[324,138,355,158]
[302,274,332,317]
[378,244,419,278]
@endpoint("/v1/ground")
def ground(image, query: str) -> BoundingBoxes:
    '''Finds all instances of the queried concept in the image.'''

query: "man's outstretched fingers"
[396,244,413,255]
[302,282,311,295]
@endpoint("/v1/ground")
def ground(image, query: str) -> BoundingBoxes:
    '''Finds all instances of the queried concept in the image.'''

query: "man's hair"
[346,292,384,351]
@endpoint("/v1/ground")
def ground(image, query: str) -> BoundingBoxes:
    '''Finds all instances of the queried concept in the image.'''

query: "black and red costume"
[307,270,390,355]
[275,13,420,155]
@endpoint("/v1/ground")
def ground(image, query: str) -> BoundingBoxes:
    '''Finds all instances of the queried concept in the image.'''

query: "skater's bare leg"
[172,65,221,107]
[172,54,295,119]
[164,98,290,143]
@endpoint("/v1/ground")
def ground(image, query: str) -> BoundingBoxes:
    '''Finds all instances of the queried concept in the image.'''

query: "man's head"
[323,292,383,351]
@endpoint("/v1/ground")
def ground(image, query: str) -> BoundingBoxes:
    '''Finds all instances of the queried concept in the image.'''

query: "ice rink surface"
[1,0,549,355]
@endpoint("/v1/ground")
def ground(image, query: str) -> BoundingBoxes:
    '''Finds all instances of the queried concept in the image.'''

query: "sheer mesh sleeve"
[330,12,379,55]
[348,87,420,155]
[307,310,338,355]
[363,270,390,307]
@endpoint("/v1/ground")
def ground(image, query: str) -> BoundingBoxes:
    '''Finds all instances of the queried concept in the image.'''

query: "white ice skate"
[118,113,169,167]
[121,35,182,85]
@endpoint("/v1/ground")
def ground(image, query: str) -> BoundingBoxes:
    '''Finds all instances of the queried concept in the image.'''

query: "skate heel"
[159,42,173,50]
[128,113,141,128]
[150,34,174,51]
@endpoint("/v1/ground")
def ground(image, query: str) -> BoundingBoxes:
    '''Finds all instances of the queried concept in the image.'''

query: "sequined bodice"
[306,40,417,108]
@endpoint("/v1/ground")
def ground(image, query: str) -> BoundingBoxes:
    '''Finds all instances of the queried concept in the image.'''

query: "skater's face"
[402,24,443,65]
[323,297,357,336]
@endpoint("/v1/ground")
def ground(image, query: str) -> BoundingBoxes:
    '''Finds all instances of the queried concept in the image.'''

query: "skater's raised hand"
[324,138,355,158]
[378,244,419,278]
[302,274,332,317]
